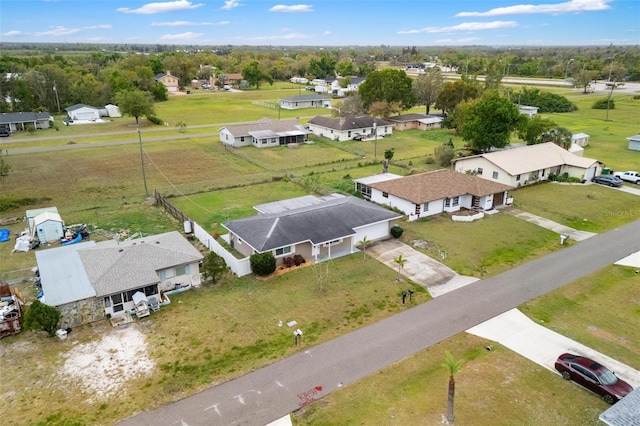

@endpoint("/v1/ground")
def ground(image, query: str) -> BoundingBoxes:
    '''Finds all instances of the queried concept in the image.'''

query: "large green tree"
[309,55,337,78]
[413,67,445,115]
[242,61,273,89]
[458,91,524,153]
[115,88,155,125]
[435,80,480,116]
[517,115,557,145]
[358,69,416,110]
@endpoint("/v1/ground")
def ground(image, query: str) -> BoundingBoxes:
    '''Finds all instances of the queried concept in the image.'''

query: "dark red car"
[554,353,633,404]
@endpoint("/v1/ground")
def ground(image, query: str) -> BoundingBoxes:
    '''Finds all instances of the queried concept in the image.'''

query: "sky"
[1,0,638,46]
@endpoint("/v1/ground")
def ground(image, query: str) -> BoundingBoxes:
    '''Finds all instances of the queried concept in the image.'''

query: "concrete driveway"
[467,309,640,388]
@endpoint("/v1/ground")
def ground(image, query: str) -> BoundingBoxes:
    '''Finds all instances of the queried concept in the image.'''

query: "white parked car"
[613,171,640,184]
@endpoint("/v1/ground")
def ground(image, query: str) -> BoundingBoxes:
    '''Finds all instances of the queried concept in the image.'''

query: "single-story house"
[214,73,243,88]
[571,132,590,147]
[219,118,309,148]
[355,169,513,221]
[600,387,640,425]
[306,115,393,142]
[35,231,203,328]
[385,114,444,131]
[0,111,53,133]
[518,105,539,117]
[452,142,602,187]
[627,134,640,151]
[65,104,100,121]
[280,94,331,110]
[155,71,179,91]
[32,211,64,243]
[221,194,402,265]
[329,76,366,97]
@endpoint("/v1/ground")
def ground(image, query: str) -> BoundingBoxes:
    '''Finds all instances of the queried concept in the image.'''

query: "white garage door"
[76,112,96,120]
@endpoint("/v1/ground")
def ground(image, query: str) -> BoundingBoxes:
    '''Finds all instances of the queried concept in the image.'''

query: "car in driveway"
[554,353,633,404]
[613,170,640,184]
[592,175,623,187]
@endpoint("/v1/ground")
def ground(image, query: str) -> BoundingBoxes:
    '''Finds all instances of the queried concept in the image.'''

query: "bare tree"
[413,67,445,115]
[313,260,330,292]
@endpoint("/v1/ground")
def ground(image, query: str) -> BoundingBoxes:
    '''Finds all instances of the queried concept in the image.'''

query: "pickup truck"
[613,171,640,184]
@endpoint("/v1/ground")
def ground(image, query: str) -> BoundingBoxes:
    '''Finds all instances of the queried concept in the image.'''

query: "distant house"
[65,104,100,121]
[627,134,640,151]
[571,132,590,147]
[518,105,539,117]
[35,231,203,328]
[306,115,393,141]
[452,142,602,187]
[329,76,366,97]
[221,194,402,265]
[355,169,512,221]
[386,113,444,131]
[280,94,331,110]
[154,71,179,92]
[0,111,52,133]
[214,73,243,88]
[218,117,309,148]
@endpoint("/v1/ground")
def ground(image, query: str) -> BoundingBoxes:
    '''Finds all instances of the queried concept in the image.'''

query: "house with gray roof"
[385,113,444,131]
[221,194,401,264]
[0,111,52,134]
[280,94,331,110]
[35,231,203,328]
[355,169,513,221]
[600,387,640,425]
[452,142,602,187]
[219,117,309,148]
[307,115,393,141]
[65,104,100,121]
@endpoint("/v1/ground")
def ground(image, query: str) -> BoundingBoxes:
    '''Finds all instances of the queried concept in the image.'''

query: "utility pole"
[53,82,61,114]
[605,80,616,122]
[137,127,149,197]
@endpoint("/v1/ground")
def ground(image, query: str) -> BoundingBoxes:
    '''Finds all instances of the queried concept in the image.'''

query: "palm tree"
[393,254,406,282]
[442,351,463,424]
[175,121,187,133]
[358,235,370,260]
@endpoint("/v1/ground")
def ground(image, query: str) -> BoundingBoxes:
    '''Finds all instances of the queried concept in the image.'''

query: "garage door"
[584,167,596,181]
[76,112,96,120]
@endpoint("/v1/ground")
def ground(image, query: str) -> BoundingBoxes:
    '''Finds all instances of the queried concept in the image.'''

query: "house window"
[110,293,124,312]
[159,265,190,281]
[348,131,351,137]
[324,238,342,247]
[382,192,388,198]
[240,136,245,142]
[516,174,521,181]
[423,202,429,211]
[477,167,483,175]
[452,197,459,207]
[492,171,499,179]
[445,198,451,207]
[275,246,292,256]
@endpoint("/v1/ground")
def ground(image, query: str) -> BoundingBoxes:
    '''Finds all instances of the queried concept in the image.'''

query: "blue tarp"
[0,228,10,242]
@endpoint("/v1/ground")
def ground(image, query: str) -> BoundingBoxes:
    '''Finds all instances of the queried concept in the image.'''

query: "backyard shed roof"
[36,241,97,306]
[222,195,401,252]
[307,115,392,131]
[368,169,512,204]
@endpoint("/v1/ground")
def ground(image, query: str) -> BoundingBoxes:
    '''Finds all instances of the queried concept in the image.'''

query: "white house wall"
[455,158,517,187]
[353,221,392,243]
[219,129,251,147]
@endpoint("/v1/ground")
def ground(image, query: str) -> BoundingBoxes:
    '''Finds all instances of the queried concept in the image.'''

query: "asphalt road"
[119,219,640,426]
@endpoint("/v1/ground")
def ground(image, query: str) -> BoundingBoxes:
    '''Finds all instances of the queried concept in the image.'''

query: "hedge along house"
[221,194,402,265]
[35,231,203,328]
[355,169,513,221]
[218,118,309,148]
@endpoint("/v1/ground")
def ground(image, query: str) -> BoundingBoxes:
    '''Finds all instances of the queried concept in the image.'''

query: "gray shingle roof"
[222,195,401,252]
[0,111,52,124]
[307,115,392,131]
[78,231,203,297]
[600,387,640,425]
[221,118,307,138]
[65,103,99,112]
[368,169,513,204]
[281,94,331,102]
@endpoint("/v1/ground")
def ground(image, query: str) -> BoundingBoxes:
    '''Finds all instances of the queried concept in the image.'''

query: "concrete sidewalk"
[504,208,597,241]
[467,309,640,388]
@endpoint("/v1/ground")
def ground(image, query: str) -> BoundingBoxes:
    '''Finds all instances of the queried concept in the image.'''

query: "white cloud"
[151,20,229,26]
[323,30,331,35]
[398,21,518,34]
[3,31,22,36]
[117,0,203,15]
[456,0,612,17]
[84,25,112,30]
[244,31,313,41]
[269,4,313,13]
[221,0,240,10]
[160,31,203,40]
[36,26,81,36]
